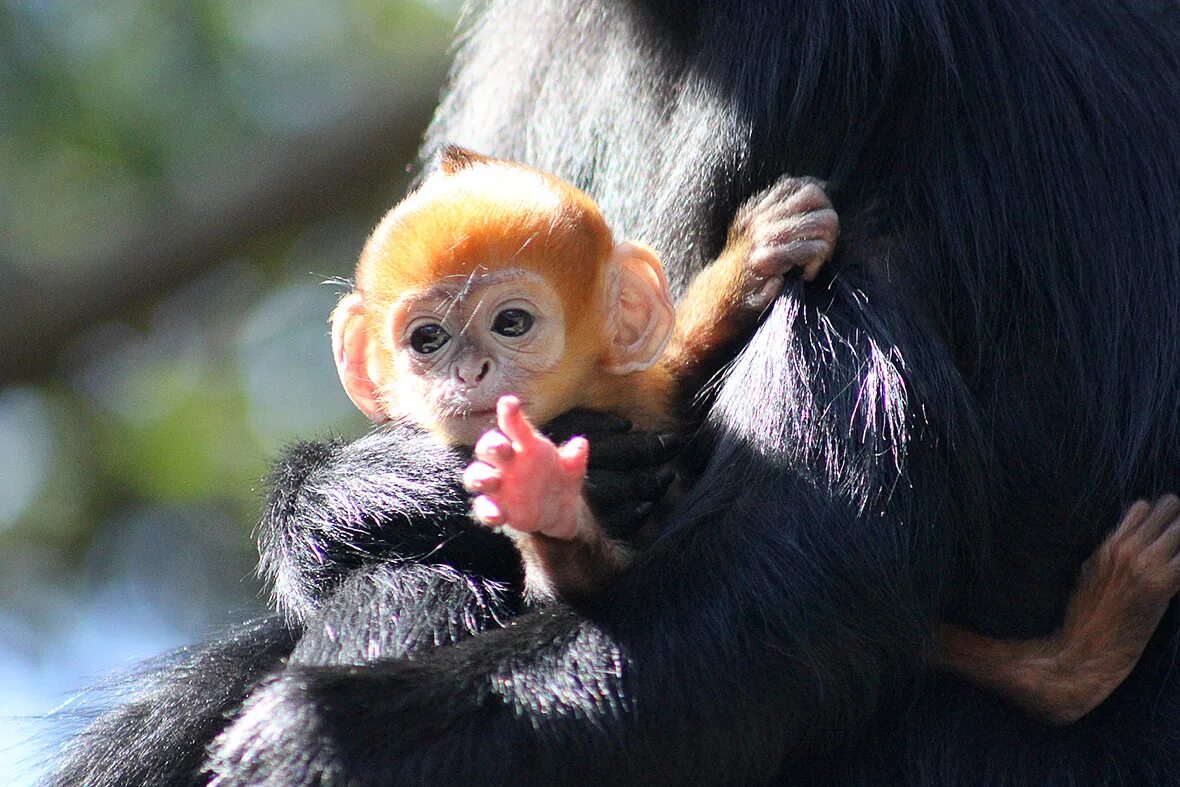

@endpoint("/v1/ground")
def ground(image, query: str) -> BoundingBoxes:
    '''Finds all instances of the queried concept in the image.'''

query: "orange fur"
[357,150,610,321]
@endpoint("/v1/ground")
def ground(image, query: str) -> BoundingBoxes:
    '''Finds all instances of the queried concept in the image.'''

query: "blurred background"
[0,0,460,781]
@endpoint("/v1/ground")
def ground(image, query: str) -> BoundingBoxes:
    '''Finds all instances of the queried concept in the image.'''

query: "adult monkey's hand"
[543,409,681,541]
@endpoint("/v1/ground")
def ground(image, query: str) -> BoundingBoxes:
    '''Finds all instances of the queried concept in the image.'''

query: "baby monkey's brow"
[400,268,548,307]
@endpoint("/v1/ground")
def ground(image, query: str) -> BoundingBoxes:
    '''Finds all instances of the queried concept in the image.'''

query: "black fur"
[45,618,296,787]
[256,427,522,625]
[49,0,1180,783]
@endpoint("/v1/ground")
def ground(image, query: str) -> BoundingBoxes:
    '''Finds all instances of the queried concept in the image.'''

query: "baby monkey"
[331,147,1180,725]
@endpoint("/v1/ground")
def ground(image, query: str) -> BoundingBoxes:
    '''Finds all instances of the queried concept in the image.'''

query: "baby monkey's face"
[384,268,568,445]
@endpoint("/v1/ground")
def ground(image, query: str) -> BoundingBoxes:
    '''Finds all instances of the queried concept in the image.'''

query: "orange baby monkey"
[332,147,1180,726]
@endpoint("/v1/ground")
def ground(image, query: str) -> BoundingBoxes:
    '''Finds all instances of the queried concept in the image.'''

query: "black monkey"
[50,0,1180,784]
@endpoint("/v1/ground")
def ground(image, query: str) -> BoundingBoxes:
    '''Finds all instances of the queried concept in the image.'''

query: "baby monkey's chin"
[434,407,504,447]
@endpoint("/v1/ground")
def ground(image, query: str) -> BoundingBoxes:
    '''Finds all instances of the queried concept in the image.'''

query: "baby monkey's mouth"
[433,398,530,447]
[436,399,493,417]
[442,397,529,421]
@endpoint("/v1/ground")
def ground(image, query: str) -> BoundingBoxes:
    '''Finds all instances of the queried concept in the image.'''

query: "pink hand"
[462,396,590,540]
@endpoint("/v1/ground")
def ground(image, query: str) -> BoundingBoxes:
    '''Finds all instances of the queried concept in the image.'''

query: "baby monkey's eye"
[491,308,534,337]
[409,323,450,354]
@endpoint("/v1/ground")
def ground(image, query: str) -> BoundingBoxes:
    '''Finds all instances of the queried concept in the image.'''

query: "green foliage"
[0,2,456,736]
[0,0,454,270]
[92,358,260,503]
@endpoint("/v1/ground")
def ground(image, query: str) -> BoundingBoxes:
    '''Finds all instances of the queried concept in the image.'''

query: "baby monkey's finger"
[1161,520,1180,582]
[753,205,838,245]
[474,430,515,464]
[462,461,502,494]
[556,437,590,479]
[1112,499,1153,542]
[749,239,832,280]
[472,495,505,527]
[781,179,831,214]
[754,177,828,215]
[1147,498,1180,564]
[496,396,542,451]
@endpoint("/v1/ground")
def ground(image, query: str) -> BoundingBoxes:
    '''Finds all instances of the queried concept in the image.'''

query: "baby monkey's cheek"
[509,330,566,375]
[385,372,441,421]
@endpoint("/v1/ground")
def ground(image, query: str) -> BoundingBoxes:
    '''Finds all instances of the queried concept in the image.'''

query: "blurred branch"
[0,59,448,384]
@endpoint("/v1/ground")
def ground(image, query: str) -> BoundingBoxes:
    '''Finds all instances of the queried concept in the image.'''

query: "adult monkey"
[50,0,1180,784]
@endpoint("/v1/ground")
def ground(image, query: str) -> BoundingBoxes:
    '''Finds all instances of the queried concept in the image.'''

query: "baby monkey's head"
[331,146,675,445]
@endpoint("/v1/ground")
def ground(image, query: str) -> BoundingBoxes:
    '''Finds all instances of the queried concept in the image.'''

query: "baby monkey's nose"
[456,358,491,386]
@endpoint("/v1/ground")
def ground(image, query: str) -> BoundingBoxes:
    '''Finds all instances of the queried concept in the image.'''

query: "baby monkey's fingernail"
[473,495,502,524]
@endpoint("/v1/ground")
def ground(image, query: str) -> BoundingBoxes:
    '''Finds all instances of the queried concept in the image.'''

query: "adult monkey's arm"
[207,263,987,785]
[258,418,678,625]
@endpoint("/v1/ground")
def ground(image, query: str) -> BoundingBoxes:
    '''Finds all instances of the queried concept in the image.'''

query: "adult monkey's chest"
[426,0,831,300]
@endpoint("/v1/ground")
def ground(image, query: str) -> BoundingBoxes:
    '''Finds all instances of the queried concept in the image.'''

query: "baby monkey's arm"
[937,495,1180,725]
[662,177,838,383]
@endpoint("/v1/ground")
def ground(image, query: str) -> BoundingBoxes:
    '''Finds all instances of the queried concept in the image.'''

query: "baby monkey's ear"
[603,241,675,375]
[330,292,389,422]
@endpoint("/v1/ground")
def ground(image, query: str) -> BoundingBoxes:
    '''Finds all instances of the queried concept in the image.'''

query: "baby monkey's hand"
[663,176,839,381]
[463,396,591,540]
[729,176,839,311]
